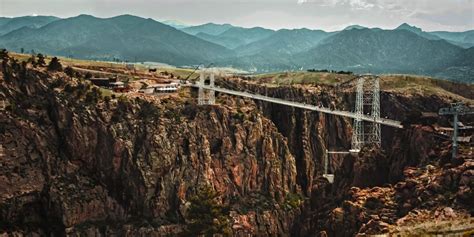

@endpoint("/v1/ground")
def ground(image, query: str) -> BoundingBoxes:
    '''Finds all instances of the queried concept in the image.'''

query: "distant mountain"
[181,23,234,36]
[161,20,190,29]
[395,23,474,49]
[0,14,472,82]
[235,28,332,56]
[194,27,275,49]
[194,32,244,50]
[343,25,367,30]
[294,28,463,74]
[0,17,10,26]
[434,47,474,83]
[429,30,474,48]
[396,23,442,41]
[0,16,59,35]
[0,15,233,65]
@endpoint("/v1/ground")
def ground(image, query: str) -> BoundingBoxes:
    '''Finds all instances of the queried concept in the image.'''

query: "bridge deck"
[190,84,403,128]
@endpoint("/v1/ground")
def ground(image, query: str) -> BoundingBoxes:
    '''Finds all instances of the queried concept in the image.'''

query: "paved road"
[190,84,403,128]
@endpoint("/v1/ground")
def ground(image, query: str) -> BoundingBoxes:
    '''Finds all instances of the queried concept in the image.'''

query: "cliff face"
[221,79,353,196]
[1,61,472,236]
[221,78,473,236]
[0,63,301,236]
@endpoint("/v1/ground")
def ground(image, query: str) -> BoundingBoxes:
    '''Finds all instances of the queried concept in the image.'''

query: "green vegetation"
[232,109,245,121]
[36,53,46,67]
[185,185,231,236]
[283,192,304,210]
[138,101,160,121]
[254,71,355,86]
[98,88,113,97]
[111,96,130,123]
[164,109,182,123]
[252,71,473,101]
[64,66,74,77]
[84,87,102,104]
[0,48,8,60]
[230,192,276,214]
[158,68,196,79]
[47,57,63,71]
[380,74,474,100]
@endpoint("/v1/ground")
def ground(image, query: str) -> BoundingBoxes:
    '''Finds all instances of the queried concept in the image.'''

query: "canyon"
[0,56,473,236]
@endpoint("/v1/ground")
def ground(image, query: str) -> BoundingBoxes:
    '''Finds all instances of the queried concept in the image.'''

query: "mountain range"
[0,16,59,35]
[0,15,233,65]
[0,14,472,83]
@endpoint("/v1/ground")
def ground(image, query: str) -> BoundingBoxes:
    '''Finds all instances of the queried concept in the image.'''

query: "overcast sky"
[0,0,473,31]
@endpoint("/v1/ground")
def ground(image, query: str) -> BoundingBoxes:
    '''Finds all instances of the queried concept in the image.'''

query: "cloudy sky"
[0,0,473,31]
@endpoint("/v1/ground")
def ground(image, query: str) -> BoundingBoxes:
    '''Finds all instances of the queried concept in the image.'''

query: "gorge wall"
[1,60,472,236]
[221,77,473,236]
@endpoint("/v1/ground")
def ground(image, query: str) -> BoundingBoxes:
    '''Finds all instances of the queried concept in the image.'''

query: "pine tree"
[64,66,75,77]
[47,57,63,71]
[0,49,8,60]
[185,185,231,236]
[37,53,46,66]
[85,72,93,80]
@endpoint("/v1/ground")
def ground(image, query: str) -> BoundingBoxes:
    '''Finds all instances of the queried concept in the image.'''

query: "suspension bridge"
[193,84,403,128]
[188,70,408,183]
[189,70,403,150]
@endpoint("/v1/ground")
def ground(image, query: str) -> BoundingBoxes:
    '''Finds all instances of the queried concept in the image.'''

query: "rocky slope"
[1,57,473,236]
[220,77,473,236]
[0,59,301,236]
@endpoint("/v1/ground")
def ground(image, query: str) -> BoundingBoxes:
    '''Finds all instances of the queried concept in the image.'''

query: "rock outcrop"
[0,61,301,236]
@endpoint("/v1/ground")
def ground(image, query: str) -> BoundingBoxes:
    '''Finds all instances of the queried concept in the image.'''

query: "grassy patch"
[253,72,355,86]
[99,88,113,98]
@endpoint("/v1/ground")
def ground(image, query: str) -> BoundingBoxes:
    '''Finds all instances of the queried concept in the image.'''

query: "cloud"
[349,0,376,10]
[297,0,377,10]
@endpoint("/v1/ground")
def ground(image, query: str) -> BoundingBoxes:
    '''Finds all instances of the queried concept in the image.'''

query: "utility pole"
[439,103,474,159]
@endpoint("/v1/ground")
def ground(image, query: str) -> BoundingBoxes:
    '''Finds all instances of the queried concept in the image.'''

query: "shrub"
[64,84,74,93]
[28,54,37,67]
[284,192,304,210]
[185,185,231,236]
[36,53,46,66]
[138,101,160,121]
[64,66,75,77]
[48,57,63,71]
[85,72,92,80]
[104,96,111,104]
[0,49,8,60]
[85,87,102,104]
[111,96,130,122]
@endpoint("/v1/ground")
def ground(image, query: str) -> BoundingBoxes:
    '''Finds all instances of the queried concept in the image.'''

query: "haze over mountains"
[0,14,473,83]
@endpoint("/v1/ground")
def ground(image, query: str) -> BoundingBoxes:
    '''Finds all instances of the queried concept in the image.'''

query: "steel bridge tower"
[351,75,381,152]
[198,69,215,105]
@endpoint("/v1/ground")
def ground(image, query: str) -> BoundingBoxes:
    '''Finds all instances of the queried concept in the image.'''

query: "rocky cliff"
[0,58,473,236]
[220,77,473,236]
[0,59,302,236]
